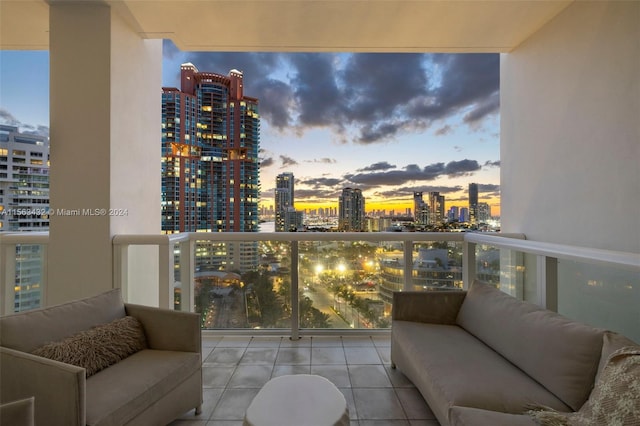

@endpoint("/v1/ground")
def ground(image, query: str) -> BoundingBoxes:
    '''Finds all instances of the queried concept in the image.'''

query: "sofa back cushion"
[456,280,604,411]
[0,289,126,353]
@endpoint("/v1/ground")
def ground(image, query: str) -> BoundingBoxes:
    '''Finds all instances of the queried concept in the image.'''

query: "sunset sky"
[0,42,501,216]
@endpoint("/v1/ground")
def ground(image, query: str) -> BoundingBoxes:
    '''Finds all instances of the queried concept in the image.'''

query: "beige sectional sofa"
[391,280,639,426]
[0,289,202,426]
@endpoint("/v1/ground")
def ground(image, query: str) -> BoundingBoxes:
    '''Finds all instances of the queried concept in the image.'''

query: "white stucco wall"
[501,1,639,254]
[48,3,162,305]
[110,9,162,305]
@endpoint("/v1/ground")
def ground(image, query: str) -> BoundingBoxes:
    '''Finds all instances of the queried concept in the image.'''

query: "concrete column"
[48,2,161,305]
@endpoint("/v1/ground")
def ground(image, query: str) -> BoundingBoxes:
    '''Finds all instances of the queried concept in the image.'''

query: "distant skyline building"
[413,192,429,225]
[0,124,49,312]
[459,207,469,223]
[283,207,304,232]
[448,206,460,222]
[469,183,479,224]
[0,124,50,232]
[429,191,445,225]
[478,202,491,222]
[339,188,365,231]
[162,63,259,233]
[275,172,294,231]
[161,63,260,271]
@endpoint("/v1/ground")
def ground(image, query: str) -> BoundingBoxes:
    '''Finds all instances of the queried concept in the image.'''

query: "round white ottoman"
[243,374,349,426]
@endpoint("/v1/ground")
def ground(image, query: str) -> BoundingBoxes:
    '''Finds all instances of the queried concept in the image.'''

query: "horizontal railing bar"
[201,329,392,337]
[465,233,640,271]
[112,234,170,245]
[183,231,466,243]
[4,230,638,273]
[0,232,49,245]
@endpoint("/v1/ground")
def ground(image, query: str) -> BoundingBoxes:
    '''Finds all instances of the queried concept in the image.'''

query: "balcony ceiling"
[1,0,574,52]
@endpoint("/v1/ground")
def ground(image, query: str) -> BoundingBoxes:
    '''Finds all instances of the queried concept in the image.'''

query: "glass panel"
[474,244,526,299]
[558,259,640,342]
[193,240,278,329]
[13,244,44,312]
[475,243,501,286]
[187,236,466,330]
[172,243,182,311]
[299,240,386,329]
[412,241,464,290]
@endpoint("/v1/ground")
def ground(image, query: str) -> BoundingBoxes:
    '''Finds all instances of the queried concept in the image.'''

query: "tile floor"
[169,334,440,426]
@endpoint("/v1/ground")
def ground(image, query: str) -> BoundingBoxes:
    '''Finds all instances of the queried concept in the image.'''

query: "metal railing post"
[158,241,174,309]
[462,240,476,290]
[402,240,413,291]
[537,255,558,311]
[1,242,17,315]
[113,241,129,299]
[39,244,48,308]
[179,239,195,312]
[290,240,300,340]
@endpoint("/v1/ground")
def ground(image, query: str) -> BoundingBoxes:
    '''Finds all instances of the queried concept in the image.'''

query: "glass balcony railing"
[2,231,638,341]
[0,231,48,314]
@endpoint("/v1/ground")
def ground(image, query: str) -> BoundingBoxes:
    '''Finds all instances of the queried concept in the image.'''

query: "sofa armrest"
[0,397,35,426]
[392,291,467,324]
[125,303,201,353]
[0,347,85,426]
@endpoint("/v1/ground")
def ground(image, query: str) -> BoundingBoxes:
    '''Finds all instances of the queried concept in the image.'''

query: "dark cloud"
[358,161,396,172]
[464,91,500,125]
[478,184,500,193]
[294,188,342,201]
[305,158,336,164]
[300,177,344,187]
[444,159,481,177]
[261,157,274,168]
[279,155,298,167]
[346,53,498,143]
[484,160,500,167]
[358,120,408,144]
[435,125,453,136]
[376,185,464,198]
[345,159,480,186]
[342,54,428,122]
[408,54,499,120]
[168,51,499,144]
[253,79,293,129]
[290,53,344,128]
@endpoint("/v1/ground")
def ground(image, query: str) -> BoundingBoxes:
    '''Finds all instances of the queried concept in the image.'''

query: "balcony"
[2,231,638,342]
[2,230,638,424]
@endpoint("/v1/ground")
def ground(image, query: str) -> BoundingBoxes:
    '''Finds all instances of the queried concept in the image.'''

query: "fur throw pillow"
[32,316,147,377]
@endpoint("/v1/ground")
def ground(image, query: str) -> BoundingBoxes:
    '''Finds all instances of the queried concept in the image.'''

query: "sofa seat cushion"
[392,321,570,424]
[456,281,604,411]
[85,349,200,426]
[450,406,536,426]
